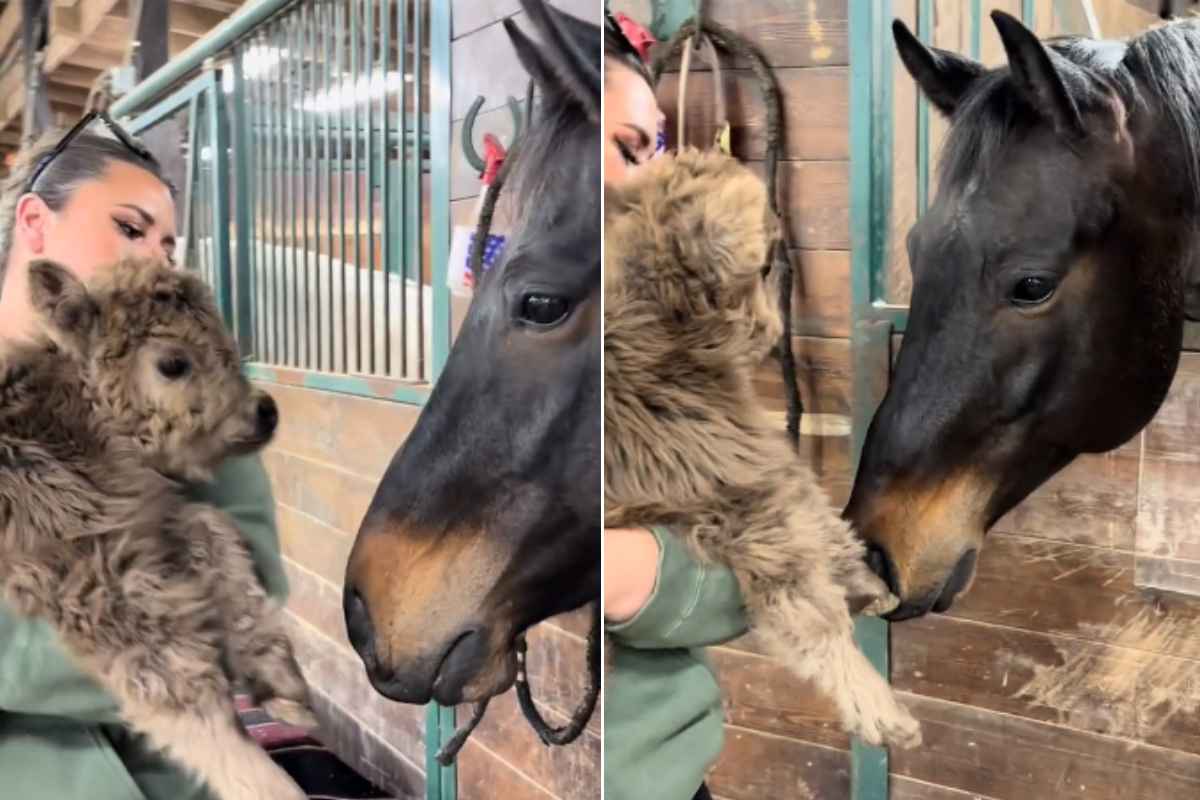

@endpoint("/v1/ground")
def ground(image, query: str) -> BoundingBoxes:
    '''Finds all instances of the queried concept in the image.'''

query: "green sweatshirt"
[604,526,749,800]
[0,454,286,800]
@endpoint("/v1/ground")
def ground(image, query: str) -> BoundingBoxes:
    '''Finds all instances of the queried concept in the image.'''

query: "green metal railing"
[115,1,455,798]
[116,0,451,404]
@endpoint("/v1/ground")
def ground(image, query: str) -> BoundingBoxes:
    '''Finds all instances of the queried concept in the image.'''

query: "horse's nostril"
[343,586,374,660]
[864,543,898,596]
[256,396,278,434]
[933,549,978,613]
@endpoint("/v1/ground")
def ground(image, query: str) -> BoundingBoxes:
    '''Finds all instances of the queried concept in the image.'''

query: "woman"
[0,120,287,800]
[602,15,749,800]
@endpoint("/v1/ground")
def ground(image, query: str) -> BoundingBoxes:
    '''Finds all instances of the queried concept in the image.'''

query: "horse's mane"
[937,18,1200,208]
[504,92,600,255]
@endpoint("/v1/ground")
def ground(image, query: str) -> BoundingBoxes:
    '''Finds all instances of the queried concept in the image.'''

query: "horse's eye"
[520,294,570,327]
[1011,276,1057,307]
[157,356,191,380]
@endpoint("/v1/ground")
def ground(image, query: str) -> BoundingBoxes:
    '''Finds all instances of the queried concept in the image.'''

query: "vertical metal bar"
[325,0,336,372]
[1023,0,1036,25]
[338,0,348,373]
[182,94,199,276]
[398,0,409,378]
[352,0,363,374]
[916,0,931,217]
[414,0,425,379]
[300,3,312,370]
[427,0,455,790]
[850,1,893,799]
[273,21,285,365]
[209,75,234,324]
[381,0,392,376]
[429,0,450,381]
[971,0,982,60]
[246,36,262,362]
[289,12,301,367]
[367,0,377,375]
[232,49,255,357]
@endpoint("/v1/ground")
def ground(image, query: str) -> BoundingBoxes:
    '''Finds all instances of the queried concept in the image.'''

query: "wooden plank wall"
[256,2,602,798]
[608,1,1200,798]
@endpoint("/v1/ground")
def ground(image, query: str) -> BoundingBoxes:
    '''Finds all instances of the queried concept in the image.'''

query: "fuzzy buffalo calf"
[0,258,313,800]
[604,150,921,749]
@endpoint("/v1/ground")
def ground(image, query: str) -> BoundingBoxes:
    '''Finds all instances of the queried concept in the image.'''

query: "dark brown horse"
[846,12,1200,619]
[343,0,599,706]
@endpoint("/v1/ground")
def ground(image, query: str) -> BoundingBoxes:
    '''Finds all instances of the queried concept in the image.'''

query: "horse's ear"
[505,0,600,123]
[992,10,1085,138]
[893,19,985,116]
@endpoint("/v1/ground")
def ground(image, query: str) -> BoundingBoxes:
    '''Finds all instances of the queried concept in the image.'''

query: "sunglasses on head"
[23,111,153,195]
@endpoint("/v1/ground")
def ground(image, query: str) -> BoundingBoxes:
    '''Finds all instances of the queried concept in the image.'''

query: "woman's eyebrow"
[619,123,652,150]
[117,203,155,226]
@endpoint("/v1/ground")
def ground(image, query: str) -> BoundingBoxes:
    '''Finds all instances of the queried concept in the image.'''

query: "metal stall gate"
[109,2,457,798]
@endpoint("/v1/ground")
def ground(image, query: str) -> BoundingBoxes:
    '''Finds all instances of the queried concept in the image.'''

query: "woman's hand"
[604,527,661,623]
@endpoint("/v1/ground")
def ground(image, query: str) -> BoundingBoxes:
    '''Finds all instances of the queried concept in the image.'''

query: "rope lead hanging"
[434,602,602,764]
[652,18,805,445]
[515,602,602,746]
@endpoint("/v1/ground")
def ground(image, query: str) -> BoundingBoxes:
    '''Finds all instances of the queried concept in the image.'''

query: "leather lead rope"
[653,18,805,445]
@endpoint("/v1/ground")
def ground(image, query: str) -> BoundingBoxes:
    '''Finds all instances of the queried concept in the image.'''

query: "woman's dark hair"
[605,11,653,85]
[0,128,171,292]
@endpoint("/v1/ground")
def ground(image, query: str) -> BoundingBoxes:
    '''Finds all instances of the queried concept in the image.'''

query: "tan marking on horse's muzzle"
[344,520,515,701]
[855,471,993,607]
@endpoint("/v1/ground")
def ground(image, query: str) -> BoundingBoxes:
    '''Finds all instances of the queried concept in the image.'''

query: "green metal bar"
[338,0,348,373]
[381,0,392,376]
[430,0,450,381]
[971,0,982,60]
[300,2,313,371]
[232,49,255,357]
[367,0,377,376]
[353,0,363,374]
[270,21,280,367]
[248,35,266,362]
[1023,0,1036,26]
[916,0,931,217]
[209,74,234,324]
[288,12,300,367]
[123,70,219,135]
[398,0,409,378]
[308,5,322,372]
[648,0,693,40]
[111,0,298,117]
[325,0,335,373]
[242,363,430,405]
[414,0,426,379]
[850,1,893,798]
[181,93,199,274]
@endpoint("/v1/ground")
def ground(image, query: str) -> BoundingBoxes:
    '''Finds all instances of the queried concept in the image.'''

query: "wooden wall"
[608,1,1200,798]
[256,2,601,798]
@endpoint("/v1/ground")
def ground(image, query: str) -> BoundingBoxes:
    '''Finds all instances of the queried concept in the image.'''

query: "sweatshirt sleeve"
[607,526,749,649]
[0,454,285,722]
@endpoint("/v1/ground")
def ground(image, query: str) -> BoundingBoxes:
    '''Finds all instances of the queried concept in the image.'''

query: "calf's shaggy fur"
[604,150,921,748]
[0,258,313,799]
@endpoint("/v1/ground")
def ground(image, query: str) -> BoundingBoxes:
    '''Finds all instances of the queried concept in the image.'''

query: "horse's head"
[343,0,600,706]
[846,13,1194,619]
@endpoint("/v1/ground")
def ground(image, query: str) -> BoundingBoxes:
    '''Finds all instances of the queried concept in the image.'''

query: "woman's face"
[36,160,178,281]
[604,60,664,185]
[0,158,176,340]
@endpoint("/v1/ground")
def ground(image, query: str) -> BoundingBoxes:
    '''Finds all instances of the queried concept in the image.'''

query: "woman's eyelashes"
[614,137,640,166]
[114,217,144,241]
